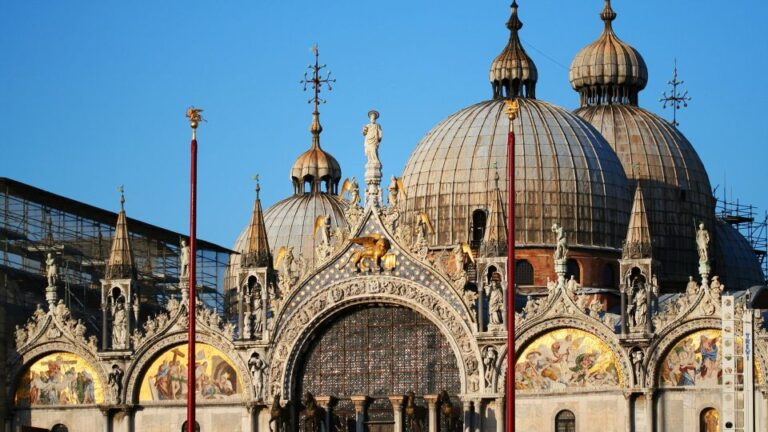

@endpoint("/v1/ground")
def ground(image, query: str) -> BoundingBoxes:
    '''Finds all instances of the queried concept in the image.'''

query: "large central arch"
[268,277,481,401]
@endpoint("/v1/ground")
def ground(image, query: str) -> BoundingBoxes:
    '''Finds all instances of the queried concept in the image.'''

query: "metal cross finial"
[117,185,125,209]
[301,44,336,113]
[252,174,261,199]
[660,59,691,127]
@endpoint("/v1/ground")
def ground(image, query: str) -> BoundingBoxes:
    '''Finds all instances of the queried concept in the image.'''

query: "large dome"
[401,98,631,250]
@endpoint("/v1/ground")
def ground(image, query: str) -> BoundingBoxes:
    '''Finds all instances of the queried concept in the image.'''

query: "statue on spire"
[363,110,384,207]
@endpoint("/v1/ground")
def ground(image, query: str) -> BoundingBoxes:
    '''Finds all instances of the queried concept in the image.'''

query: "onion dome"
[291,112,342,195]
[490,1,537,99]
[569,0,647,106]
[712,220,765,290]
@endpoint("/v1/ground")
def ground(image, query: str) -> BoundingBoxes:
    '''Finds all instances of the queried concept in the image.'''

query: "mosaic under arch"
[139,343,244,402]
[660,329,763,387]
[515,328,622,391]
[14,352,104,407]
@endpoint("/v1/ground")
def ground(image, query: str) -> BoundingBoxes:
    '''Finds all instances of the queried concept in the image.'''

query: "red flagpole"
[186,108,201,432]
[505,100,518,432]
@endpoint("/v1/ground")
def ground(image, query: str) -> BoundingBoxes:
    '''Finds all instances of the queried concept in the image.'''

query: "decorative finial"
[252,174,261,199]
[117,185,125,210]
[600,0,617,27]
[186,106,205,139]
[505,99,520,121]
[507,1,523,32]
[660,59,691,127]
[493,162,500,185]
[301,45,335,147]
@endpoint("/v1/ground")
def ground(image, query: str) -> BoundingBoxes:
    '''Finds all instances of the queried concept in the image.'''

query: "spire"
[569,0,648,106]
[623,182,652,259]
[106,186,136,279]
[483,163,508,256]
[242,175,271,268]
[490,1,538,99]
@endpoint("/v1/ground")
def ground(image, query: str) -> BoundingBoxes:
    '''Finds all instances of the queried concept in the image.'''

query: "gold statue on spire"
[186,106,205,129]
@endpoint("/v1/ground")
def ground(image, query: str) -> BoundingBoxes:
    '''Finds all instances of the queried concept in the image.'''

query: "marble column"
[619,285,628,336]
[477,284,486,332]
[495,397,504,432]
[316,396,336,432]
[472,399,483,432]
[100,407,111,432]
[424,395,438,432]
[462,399,472,432]
[351,396,368,432]
[389,395,406,432]
[625,393,633,432]
[247,403,260,432]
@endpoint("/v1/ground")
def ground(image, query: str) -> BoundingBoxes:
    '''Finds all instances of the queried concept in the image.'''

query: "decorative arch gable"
[272,208,475,331]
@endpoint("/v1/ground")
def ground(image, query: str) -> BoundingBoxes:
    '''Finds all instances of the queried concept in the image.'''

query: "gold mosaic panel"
[515,328,622,391]
[139,343,243,402]
[15,352,104,406]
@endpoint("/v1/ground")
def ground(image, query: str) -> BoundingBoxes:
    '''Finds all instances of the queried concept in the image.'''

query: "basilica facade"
[5,2,768,432]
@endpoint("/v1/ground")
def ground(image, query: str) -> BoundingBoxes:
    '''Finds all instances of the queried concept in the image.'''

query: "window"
[555,410,576,432]
[700,408,719,432]
[515,260,534,285]
[602,263,616,288]
[471,209,487,247]
[566,259,580,283]
[51,425,69,432]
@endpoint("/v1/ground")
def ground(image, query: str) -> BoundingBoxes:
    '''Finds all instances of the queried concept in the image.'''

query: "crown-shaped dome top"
[290,112,342,195]
[569,0,648,106]
[489,1,538,99]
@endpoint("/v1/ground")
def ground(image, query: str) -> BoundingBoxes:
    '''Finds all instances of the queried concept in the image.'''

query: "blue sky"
[1,0,766,247]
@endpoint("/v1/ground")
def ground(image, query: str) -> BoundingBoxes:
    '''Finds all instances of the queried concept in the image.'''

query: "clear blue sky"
[1,0,766,247]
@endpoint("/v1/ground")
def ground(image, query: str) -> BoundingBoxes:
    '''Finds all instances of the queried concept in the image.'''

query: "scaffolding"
[0,178,233,333]
[716,194,768,282]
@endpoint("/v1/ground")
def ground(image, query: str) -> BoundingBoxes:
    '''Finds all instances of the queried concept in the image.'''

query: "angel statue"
[313,215,332,248]
[387,176,406,208]
[275,247,295,286]
[339,177,361,206]
[416,212,434,245]
[362,110,382,166]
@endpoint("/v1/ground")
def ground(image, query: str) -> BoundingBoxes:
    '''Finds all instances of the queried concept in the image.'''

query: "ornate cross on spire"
[252,174,260,199]
[117,185,125,210]
[660,59,691,127]
[301,44,336,114]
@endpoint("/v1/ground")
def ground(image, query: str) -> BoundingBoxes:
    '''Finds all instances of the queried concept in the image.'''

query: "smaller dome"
[291,112,342,194]
[262,193,348,263]
[569,0,647,106]
[489,1,537,99]
[713,220,765,290]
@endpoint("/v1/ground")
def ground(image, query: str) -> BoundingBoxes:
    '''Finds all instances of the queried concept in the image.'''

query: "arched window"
[555,410,576,432]
[471,209,487,247]
[515,260,534,285]
[700,408,719,432]
[51,425,69,432]
[602,263,616,288]
[486,265,498,284]
[566,259,580,283]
